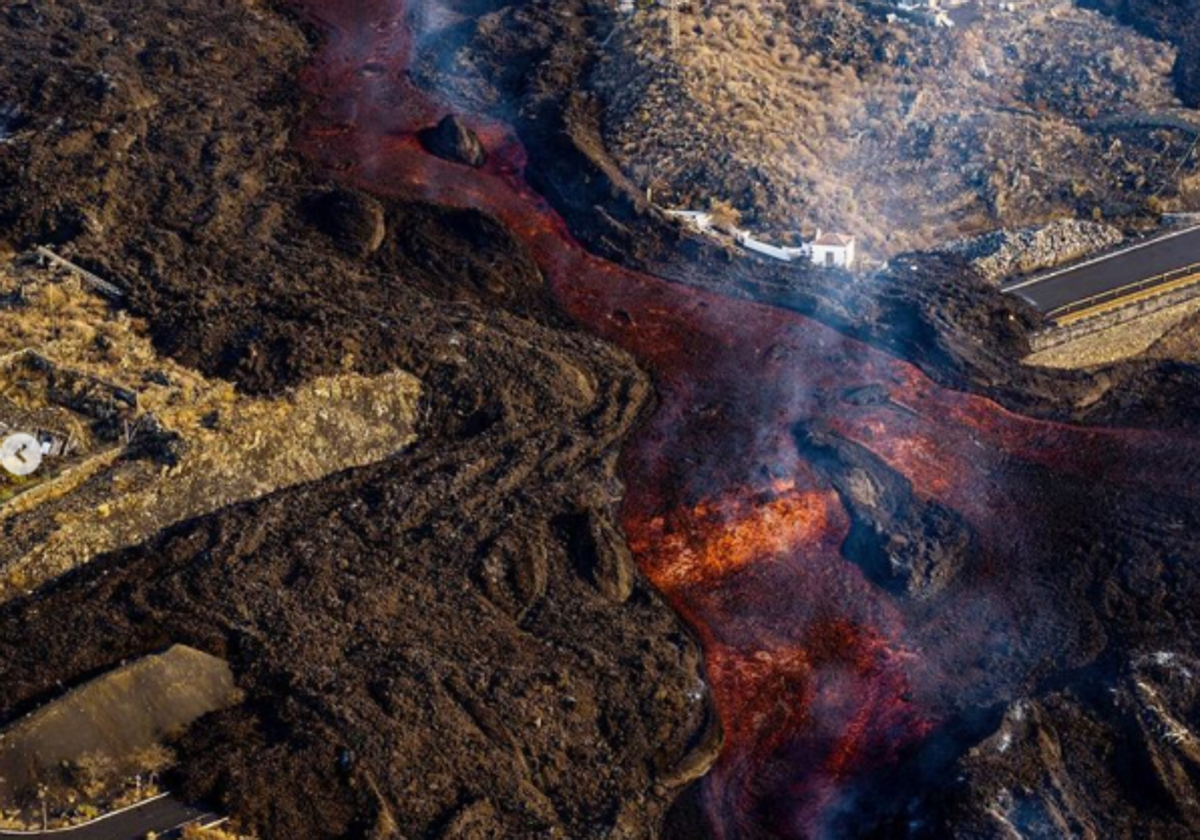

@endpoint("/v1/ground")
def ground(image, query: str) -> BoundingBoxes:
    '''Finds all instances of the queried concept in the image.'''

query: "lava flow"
[292,1,1200,837]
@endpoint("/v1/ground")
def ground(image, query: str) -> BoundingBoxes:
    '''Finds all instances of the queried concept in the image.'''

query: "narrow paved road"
[0,795,218,840]
[1004,225,1200,322]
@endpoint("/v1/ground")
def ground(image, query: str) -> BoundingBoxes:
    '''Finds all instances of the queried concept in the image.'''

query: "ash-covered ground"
[2,2,1200,840]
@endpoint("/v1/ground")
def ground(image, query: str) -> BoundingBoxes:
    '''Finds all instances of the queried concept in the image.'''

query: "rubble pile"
[944,219,1125,284]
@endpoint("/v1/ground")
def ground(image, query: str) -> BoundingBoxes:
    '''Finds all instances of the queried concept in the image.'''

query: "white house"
[665,206,857,270]
[810,232,857,269]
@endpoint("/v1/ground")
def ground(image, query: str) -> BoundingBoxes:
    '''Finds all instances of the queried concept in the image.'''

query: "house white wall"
[664,206,856,269]
[811,241,856,268]
[737,232,809,262]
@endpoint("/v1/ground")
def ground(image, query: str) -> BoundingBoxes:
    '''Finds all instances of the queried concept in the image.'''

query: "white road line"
[1003,225,1200,292]
[165,813,219,835]
[0,794,171,837]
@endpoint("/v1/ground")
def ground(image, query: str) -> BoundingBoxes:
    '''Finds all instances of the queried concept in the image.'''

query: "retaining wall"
[1028,278,1200,352]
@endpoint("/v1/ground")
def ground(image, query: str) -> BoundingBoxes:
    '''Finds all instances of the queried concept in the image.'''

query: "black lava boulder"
[419,114,486,168]
[302,188,387,257]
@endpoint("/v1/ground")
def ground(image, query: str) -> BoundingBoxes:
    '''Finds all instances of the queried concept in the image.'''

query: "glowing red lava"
[292,1,1200,836]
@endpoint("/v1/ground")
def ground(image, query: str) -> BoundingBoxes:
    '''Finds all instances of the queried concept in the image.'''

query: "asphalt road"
[1004,225,1200,315]
[0,795,217,840]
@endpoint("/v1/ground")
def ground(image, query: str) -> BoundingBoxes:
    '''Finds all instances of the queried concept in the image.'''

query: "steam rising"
[292,0,1200,836]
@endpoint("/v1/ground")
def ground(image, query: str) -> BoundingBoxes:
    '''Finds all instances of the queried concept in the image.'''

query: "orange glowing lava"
[629,487,843,593]
[292,2,1200,836]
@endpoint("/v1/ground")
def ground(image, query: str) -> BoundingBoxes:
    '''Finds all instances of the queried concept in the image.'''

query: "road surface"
[0,795,219,840]
[1004,225,1200,324]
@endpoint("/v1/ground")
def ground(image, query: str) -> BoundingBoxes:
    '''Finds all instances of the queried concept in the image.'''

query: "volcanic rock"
[1084,0,1200,107]
[475,527,550,619]
[0,104,25,143]
[0,2,710,836]
[123,412,187,468]
[420,114,487,168]
[303,189,387,257]
[947,652,1200,837]
[797,423,972,599]
[942,219,1124,284]
[655,704,724,789]
[561,508,637,603]
[841,383,891,407]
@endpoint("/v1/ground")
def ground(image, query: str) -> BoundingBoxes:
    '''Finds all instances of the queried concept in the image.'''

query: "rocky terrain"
[403,3,1200,838]
[2,1,1200,840]
[0,261,422,601]
[940,219,1126,285]
[0,1,712,837]
[588,0,1200,256]
[942,651,1200,838]
[1083,0,1200,107]
[434,0,1200,431]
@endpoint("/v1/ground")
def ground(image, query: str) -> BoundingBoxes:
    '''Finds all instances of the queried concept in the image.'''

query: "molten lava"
[292,1,1200,836]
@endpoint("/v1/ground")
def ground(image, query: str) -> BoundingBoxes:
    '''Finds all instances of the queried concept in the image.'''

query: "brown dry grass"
[596,0,1192,257]
[0,261,422,602]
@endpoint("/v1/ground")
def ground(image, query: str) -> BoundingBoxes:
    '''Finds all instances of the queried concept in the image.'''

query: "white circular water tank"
[1,433,43,476]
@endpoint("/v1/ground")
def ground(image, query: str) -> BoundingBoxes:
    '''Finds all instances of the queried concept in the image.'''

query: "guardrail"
[1045,259,1200,323]
[34,247,125,300]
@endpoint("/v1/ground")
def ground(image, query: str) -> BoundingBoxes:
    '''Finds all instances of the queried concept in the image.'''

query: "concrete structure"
[34,247,124,300]
[811,232,857,268]
[0,794,221,840]
[36,430,72,458]
[734,230,811,263]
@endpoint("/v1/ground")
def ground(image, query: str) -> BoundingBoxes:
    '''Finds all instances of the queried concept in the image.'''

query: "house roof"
[813,232,855,248]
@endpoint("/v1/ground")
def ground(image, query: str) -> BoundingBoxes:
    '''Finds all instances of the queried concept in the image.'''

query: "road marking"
[0,794,171,837]
[1053,270,1200,326]
[1003,224,1200,293]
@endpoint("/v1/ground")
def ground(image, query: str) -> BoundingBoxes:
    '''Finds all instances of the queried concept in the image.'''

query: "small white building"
[665,207,857,270]
[810,232,857,269]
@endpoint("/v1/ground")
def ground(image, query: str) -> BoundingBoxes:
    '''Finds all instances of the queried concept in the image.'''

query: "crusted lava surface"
[0,2,711,838]
[2,2,1200,840]
[288,2,1200,838]
[431,0,1200,430]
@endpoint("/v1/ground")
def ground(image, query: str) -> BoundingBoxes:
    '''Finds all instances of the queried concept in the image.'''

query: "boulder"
[797,422,972,599]
[419,114,487,168]
[303,188,387,257]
